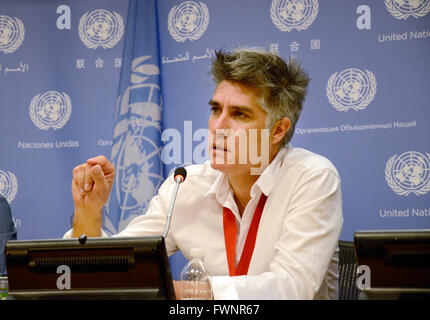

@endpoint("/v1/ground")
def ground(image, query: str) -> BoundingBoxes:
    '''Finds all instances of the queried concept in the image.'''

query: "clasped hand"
[71,155,115,217]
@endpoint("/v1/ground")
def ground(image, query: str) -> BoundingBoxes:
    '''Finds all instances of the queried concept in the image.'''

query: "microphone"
[174,167,187,183]
[162,167,187,238]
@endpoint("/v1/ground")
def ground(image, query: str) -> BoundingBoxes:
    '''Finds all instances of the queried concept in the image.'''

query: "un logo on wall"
[385,0,430,19]
[79,9,124,49]
[29,91,72,130]
[385,151,430,196]
[168,1,209,42]
[0,170,18,203]
[270,0,319,32]
[0,15,25,54]
[107,56,164,233]
[326,68,377,112]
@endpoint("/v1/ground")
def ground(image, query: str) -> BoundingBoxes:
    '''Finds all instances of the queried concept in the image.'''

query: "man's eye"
[232,111,248,119]
[210,106,220,113]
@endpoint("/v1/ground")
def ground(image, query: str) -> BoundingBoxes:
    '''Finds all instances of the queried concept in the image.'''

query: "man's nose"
[212,112,230,131]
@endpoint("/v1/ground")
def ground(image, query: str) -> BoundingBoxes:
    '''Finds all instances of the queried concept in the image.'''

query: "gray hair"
[210,48,310,145]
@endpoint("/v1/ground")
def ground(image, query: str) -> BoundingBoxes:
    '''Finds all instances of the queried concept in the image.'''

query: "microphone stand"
[162,176,182,239]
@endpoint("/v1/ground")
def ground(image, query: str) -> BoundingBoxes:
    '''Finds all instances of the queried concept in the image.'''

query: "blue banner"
[104,0,164,235]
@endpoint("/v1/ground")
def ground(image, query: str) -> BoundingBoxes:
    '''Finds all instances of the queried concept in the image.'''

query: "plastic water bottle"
[180,248,213,300]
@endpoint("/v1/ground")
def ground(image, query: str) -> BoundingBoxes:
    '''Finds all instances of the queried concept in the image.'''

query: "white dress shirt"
[65,146,343,299]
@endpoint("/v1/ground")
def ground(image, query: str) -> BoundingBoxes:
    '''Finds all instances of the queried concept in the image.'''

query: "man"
[0,194,17,276]
[67,48,343,299]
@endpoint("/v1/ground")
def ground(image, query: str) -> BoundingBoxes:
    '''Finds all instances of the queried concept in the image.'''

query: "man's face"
[208,80,272,176]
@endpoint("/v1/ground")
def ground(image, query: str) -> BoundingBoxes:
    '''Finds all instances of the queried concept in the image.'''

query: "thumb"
[90,164,109,197]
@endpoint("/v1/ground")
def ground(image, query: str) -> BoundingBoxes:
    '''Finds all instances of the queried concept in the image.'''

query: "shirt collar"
[251,145,288,198]
[204,169,232,205]
[204,145,289,203]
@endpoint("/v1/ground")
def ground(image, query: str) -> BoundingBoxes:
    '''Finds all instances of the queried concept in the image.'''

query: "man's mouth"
[213,144,228,152]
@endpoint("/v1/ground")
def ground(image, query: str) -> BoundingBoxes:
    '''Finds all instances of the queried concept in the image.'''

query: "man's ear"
[271,118,291,145]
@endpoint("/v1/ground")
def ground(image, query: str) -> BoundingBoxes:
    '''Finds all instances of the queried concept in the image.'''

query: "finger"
[90,164,108,196]
[73,164,86,193]
[72,166,79,188]
[71,180,83,202]
[87,155,115,178]
[84,164,94,192]
[71,181,78,198]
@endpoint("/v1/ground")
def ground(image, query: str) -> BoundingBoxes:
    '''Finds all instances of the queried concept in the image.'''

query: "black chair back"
[338,240,360,300]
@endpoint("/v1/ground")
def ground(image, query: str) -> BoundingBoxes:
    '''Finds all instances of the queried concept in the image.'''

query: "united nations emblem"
[385,0,430,19]
[0,15,25,54]
[270,0,319,32]
[79,9,124,49]
[105,56,164,233]
[0,170,18,203]
[29,91,72,130]
[326,68,377,112]
[168,1,209,42]
[385,151,430,196]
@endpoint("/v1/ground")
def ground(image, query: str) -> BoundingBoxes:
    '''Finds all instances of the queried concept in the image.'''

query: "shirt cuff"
[210,276,239,300]
[63,229,73,239]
